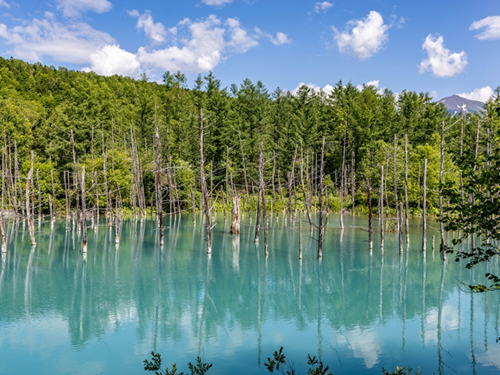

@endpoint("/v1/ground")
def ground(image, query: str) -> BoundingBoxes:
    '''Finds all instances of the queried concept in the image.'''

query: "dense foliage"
[0,57,498,216]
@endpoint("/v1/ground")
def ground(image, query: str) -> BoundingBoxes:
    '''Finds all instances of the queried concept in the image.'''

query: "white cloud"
[138,15,259,73]
[314,1,333,13]
[201,0,232,6]
[227,18,259,52]
[0,15,114,64]
[356,79,379,91]
[458,86,494,102]
[419,34,467,78]
[333,10,389,60]
[0,1,10,9]
[128,10,167,45]
[83,44,141,77]
[292,82,334,96]
[470,15,500,40]
[254,27,291,45]
[55,0,112,17]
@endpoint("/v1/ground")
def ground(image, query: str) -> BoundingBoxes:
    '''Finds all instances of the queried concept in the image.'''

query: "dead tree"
[15,142,24,217]
[380,165,384,247]
[318,137,326,258]
[26,151,36,246]
[471,120,481,252]
[92,123,98,225]
[191,187,196,225]
[399,202,404,255]
[238,133,251,215]
[255,165,262,243]
[393,134,399,227]
[154,122,164,246]
[404,134,409,244]
[81,166,87,252]
[50,170,56,222]
[422,158,427,252]
[36,170,41,226]
[367,177,373,251]
[114,197,120,245]
[230,172,240,235]
[351,150,356,213]
[259,142,268,255]
[300,147,312,228]
[439,121,446,260]
[0,212,5,252]
[340,131,346,230]
[70,129,80,230]
[199,109,212,254]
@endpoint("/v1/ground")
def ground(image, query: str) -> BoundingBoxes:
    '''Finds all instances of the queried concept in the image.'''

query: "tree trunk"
[230,193,240,235]
[393,134,399,227]
[404,134,409,244]
[259,142,268,255]
[318,137,325,258]
[367,177,373,251]
[422,158,427,252]
[154,121,164,246]
[191,187,196,225]
[380,165,384,247]
[199,109,212,254]
[51,170,56,222]
[26,151,36,246]
[298,210,302,260]
[439,121,446,260]
[81,166,87,252]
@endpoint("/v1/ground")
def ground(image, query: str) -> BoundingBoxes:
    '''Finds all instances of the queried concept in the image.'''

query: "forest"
[0,56,499,253]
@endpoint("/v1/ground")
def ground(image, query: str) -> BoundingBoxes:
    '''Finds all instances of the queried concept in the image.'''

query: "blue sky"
[0,0,499,101]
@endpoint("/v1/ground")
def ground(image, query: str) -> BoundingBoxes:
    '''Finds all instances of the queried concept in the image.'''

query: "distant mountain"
[437,95,485,115]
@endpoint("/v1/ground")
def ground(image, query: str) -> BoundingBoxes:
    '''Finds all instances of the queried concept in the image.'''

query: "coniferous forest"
[1,56,500,254]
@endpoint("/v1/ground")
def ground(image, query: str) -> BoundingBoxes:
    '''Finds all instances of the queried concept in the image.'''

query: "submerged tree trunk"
[230,194,240,235]
[199,109,212,254]
[259,142,268,255]
[367,177,373,251]
[81,166,87,252]
[393,134,399,227]
[404,134,409,244]
[318,137,325,258]
[380,165,384,248]
[26,151,36,246]
[154,120,164,247]
[439,121,446,260]
[422,158,427,252]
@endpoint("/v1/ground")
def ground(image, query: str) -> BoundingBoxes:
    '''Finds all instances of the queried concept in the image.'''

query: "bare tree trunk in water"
[380,166,384,248]
[439,121,447,260]
[154,118,164,247]
[26,151,36,246]
[422,159,427,252]
[367,177,373,251]
[404,134,409,244]
[199,109,212,254]
[259,142,268,256]
[81,166,87,252]
[318,137,325,258]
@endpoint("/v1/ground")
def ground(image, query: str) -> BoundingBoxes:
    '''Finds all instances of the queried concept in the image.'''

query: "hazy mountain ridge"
[437,94,485,115]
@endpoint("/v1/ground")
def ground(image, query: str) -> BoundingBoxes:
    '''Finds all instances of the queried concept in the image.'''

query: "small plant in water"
[145,348,419,375]
[144,352,212,375]
[381,365,421,375]
[264,346,332,375]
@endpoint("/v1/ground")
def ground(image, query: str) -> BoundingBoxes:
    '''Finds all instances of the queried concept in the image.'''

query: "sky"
[0,0,499,101]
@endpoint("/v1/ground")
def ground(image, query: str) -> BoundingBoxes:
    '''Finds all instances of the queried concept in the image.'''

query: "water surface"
[0,214,499,375]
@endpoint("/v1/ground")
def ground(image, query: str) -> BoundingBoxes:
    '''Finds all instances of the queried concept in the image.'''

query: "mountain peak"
[437,94,485,115]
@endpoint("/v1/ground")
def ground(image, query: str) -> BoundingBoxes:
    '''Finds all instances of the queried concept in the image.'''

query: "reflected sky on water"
[0,214,499,375]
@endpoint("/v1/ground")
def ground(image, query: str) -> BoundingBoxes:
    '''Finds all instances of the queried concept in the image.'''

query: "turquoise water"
[0,214,499,375]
